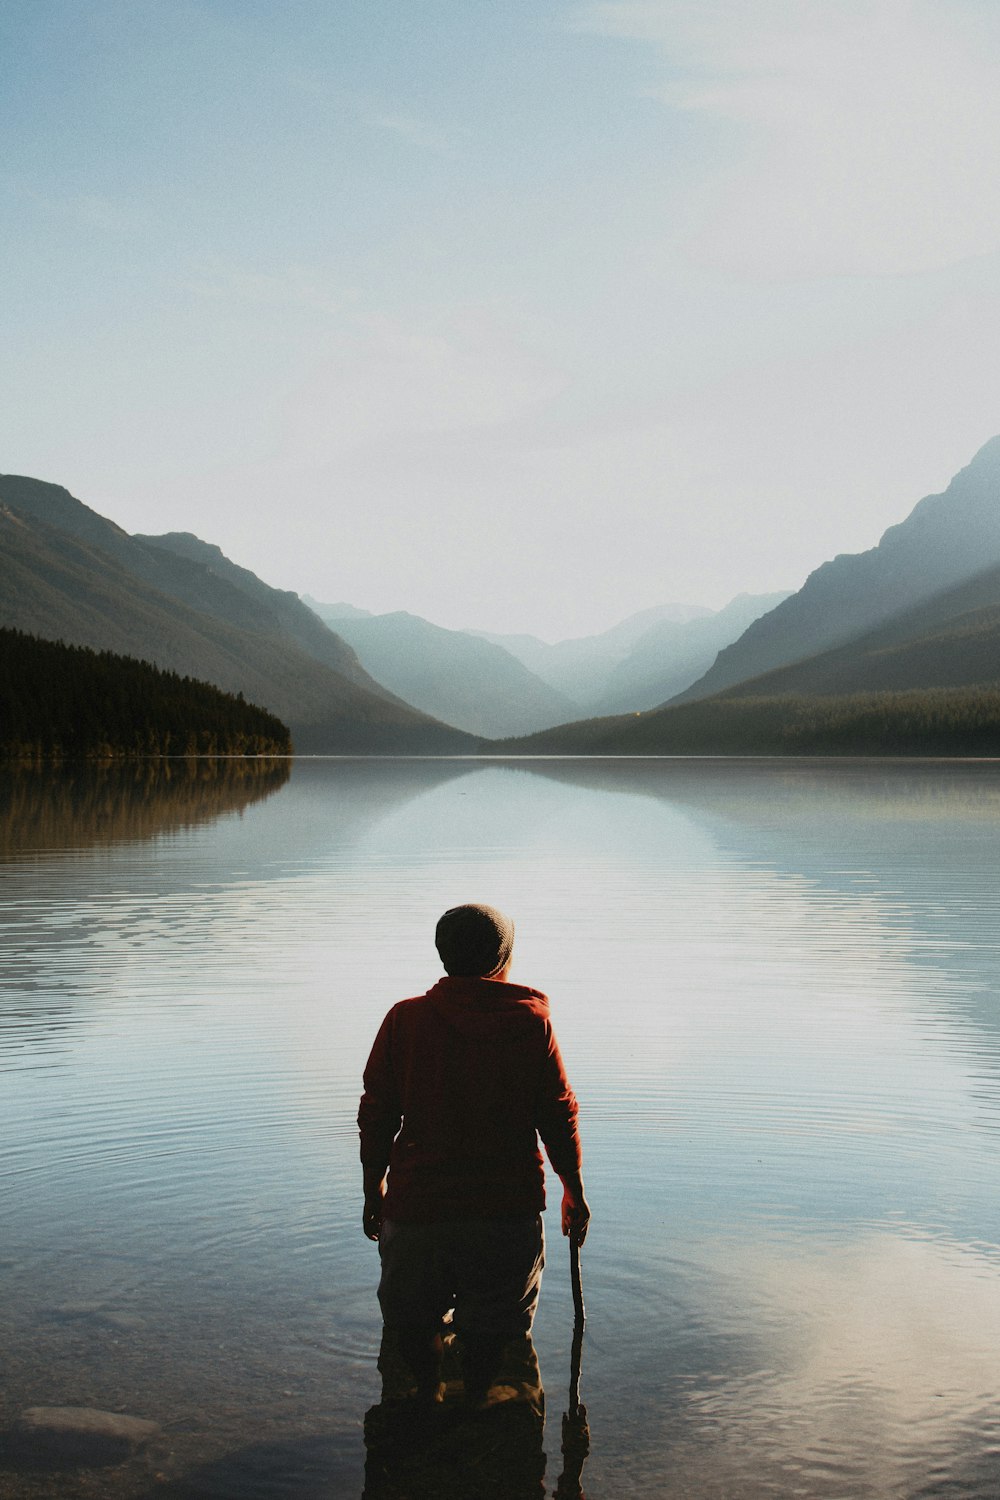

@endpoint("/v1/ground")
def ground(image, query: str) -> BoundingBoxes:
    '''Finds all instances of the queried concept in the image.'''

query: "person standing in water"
[358,902,590,1405]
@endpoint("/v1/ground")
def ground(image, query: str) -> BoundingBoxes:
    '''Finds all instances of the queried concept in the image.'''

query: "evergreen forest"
[0,628,292,762]
[499,686,1000,756]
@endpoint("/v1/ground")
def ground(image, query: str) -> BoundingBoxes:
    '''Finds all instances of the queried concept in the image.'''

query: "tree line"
[499,684,1000,756]
[614,687,1000,756]
[0,628,292,762]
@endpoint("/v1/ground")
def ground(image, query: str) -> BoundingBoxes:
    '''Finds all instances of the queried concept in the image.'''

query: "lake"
[2,756,1000,1499]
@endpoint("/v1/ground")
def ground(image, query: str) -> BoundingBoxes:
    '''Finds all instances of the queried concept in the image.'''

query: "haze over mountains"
[305,605,578,739]
[308,596,786,734]
[0,477,474,752]
[674,435,1000,704]
[471,603,713,702]
[709,562,1000,702]
[3,434,999,755]
[505,434,1000,754]
[590,592,792,715]
[4,473,760,748]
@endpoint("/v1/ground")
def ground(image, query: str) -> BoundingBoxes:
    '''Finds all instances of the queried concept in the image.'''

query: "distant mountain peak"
[304,596,373,621]
[0,473,131,544]
[967,432,1000,463]
[152,529,223,557]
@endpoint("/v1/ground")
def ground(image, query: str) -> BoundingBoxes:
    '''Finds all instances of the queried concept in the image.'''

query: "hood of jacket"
[425,975,550,1041]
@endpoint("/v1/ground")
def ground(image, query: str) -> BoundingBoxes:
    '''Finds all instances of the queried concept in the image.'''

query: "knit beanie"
[435,903,515,978]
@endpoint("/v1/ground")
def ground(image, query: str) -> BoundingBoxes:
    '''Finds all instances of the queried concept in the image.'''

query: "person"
[358,902,590,1405]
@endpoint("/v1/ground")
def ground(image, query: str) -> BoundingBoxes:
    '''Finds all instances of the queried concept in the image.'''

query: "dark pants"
[378,1215,544,1398]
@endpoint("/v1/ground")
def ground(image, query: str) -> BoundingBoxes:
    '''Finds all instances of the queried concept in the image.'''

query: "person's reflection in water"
[362,1322,589,1498]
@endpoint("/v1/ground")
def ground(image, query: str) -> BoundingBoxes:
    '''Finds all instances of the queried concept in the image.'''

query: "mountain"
[494,683,1000,758]
[314,609,578,738]
[134,532,386,690]
[591,591,792,715]
[674,435,1000,703]
[495,563,1000,757]
[0,477,476,753]
[704,562,1000,701]
[470,602,713,704]
[493,436,1000,758]
[0,478,383,693]
[304,597,373,622]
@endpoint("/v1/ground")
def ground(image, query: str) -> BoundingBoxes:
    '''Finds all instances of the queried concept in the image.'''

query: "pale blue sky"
[4,0,1000,638]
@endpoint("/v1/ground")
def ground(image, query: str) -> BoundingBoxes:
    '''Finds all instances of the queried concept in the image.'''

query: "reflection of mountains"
[238,757,483,866]
[513,757,1000,1042]
[0,758,291,858]
[509,756,1000,838]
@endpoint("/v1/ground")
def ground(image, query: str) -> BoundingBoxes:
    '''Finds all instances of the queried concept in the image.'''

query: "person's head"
[435,903,515,980]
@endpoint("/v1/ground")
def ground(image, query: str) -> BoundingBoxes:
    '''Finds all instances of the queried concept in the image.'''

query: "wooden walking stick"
[568,1236,586,1415]
[570,1236,586,1327]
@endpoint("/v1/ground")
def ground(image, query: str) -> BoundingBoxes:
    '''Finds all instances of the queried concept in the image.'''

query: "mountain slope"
[493,685,1000,757]
[593,591,791,714]
[2,476,401,694]
[136,532,389,693]
[495,555,1000,757]
[675,435,1000,703]
[0,481,475,752]
[708,563,1000,701]
[320,610,578,738]
[471,602,712,704]
[304,597,372,622]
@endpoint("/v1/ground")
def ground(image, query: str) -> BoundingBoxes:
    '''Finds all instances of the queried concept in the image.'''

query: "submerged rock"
[14,1406,160,1466]
[41,1301,146,1331]
[19,1406,159,1441]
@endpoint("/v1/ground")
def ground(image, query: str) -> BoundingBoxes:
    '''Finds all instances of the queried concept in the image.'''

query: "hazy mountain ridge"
[5,433,999,756]
[2,478,277,641]
[593,591,793,715]
[674,435,1000,703]
[4,480,401,703]
[309,607,578,739]
[303,596,372,621]
[709,563,1000,701]
[0,478,476,753]
[471,602,713,703]
[494,437,1000,755]
[136,533,391,696]
[306,596,739,731]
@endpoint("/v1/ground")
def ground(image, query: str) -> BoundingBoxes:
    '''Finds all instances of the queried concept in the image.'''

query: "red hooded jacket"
[358,976,582,1222]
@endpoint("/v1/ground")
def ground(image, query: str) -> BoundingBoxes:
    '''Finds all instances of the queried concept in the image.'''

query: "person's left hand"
[363,1183,385,1241]
[561,1186,591,1247]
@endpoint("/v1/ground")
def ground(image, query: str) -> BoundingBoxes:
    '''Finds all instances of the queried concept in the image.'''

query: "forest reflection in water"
[2,755,1000,1499]
[0,757,291,858]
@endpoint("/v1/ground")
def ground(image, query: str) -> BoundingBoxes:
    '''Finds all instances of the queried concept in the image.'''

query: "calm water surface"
[2,756,1000,1498]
